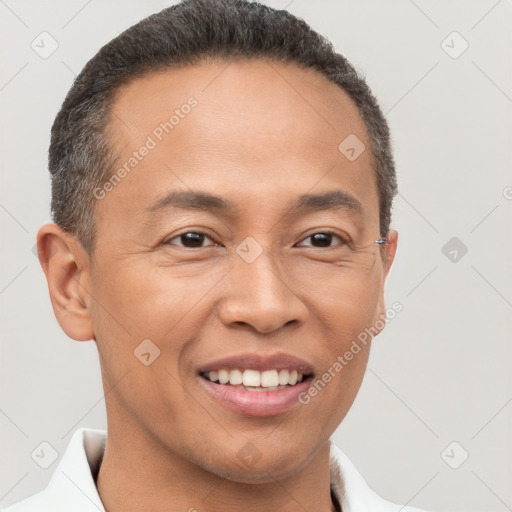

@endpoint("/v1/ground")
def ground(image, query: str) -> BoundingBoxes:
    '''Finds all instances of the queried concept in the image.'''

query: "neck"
[96,419,336,512]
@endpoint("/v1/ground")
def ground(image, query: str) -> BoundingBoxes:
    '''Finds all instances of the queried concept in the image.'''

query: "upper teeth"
[205,369,304,387]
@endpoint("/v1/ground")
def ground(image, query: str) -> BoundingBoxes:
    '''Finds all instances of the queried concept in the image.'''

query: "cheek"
[88,260,231,405]
[298,268,382,411]
[88,263,205,429]
[300,293,375,436]
[89,259,227,339]
[304,266,383,339]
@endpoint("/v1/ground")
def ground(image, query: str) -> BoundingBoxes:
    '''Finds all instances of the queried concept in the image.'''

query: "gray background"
[1,1,511,510]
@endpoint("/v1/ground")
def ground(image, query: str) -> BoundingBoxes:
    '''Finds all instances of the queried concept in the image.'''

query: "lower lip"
[198,376,312,417]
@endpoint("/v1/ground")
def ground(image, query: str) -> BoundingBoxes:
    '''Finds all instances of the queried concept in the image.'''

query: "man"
[6,0,428,510]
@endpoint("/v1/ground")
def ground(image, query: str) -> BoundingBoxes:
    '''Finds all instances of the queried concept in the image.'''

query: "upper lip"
[197,352,315,375]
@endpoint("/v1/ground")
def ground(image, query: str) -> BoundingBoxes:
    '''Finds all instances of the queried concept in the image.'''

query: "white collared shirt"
[5,428,428,512]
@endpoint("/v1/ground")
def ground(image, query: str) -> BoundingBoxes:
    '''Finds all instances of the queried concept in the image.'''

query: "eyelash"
[164,230,348,249]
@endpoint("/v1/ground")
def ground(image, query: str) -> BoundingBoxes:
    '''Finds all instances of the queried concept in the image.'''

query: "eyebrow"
[145,189,362,217]
[290,190,362,215]
[146,190,234,214]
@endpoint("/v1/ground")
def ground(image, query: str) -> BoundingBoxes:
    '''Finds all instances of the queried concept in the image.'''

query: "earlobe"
[37,224,94,342]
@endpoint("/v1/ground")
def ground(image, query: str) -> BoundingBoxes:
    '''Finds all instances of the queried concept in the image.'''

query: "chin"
[197,441,318,484]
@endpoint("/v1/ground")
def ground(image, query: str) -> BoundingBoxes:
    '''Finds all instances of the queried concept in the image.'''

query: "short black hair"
[49,0,397,253]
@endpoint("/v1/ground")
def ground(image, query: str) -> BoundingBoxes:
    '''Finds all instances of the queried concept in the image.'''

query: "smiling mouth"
[200,368,312,392]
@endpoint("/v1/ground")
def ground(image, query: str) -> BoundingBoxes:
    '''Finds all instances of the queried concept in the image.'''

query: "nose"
[218,255,309,334]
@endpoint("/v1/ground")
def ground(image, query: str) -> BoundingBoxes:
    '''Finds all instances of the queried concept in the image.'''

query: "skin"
[38,59,397,512]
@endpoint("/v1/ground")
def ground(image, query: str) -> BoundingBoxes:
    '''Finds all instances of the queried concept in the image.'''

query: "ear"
[372,229,398,335]
[382,229,398,278]
[37,223,94,341]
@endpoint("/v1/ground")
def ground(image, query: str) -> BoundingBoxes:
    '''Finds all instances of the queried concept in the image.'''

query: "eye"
[165,231,218,248]
[296,231,346,248]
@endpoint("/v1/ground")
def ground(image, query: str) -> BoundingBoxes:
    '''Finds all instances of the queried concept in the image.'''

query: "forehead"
[109,59,368,151]
[99,59,378,231]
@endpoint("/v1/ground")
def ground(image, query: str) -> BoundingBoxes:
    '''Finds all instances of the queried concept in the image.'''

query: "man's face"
[84,60,395,481]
